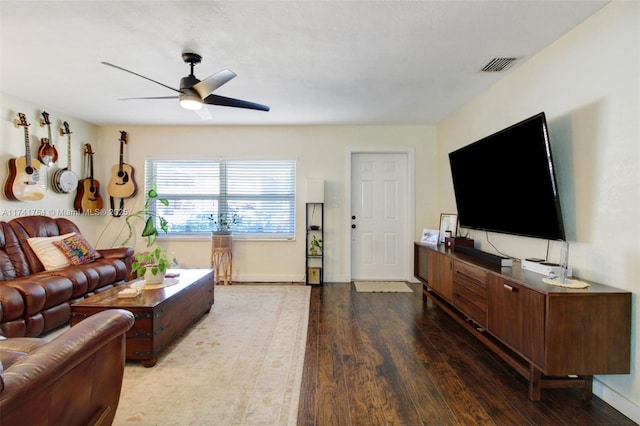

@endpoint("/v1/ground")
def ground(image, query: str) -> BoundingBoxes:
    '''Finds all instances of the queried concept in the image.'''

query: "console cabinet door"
[427,249,453,302]
[414,244,429,283]
[487,276,545,367]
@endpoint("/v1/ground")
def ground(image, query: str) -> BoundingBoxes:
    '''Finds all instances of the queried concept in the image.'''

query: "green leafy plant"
[309,235,322,256]
[208,210,240,234]
[122,185,174,277]
[132,246,170,277]
[123,185,169,247]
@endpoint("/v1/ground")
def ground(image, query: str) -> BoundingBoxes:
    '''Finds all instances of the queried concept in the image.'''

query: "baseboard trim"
[232,273,304,283]
[593,378,640,424]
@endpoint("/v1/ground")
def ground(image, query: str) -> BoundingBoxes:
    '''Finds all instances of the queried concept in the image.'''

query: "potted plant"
[132,246,171,283]
[208,210,240,235]
[122,185,175,283]
[309,235,322,256]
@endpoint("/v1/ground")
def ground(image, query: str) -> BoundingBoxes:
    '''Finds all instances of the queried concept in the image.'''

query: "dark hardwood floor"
[297,282,635,425]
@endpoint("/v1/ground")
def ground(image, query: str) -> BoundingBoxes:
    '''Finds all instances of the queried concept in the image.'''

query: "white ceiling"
[1,1,607,126]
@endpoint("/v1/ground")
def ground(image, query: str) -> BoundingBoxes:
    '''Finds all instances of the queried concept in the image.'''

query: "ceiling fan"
[102,52,270,120]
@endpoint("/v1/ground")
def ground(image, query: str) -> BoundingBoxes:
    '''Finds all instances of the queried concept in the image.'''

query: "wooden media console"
[414,243,631,401]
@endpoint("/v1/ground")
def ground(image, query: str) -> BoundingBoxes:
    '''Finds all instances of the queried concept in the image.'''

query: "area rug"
[113,285,311,426]
[353,281,413,293]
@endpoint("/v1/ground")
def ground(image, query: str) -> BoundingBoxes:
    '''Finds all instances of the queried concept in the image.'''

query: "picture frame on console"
[421,229,439,245]
[438,213,458,243]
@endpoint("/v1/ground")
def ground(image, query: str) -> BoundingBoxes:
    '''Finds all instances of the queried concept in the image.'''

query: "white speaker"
[521,259,572,277]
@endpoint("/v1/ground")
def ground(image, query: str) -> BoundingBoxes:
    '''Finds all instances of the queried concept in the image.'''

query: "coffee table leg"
[142,356,158,368]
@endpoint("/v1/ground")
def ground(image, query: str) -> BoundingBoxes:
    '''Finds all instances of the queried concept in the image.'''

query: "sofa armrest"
[97,246,134,259]
[98,246,135,281]
[0,309,135,425]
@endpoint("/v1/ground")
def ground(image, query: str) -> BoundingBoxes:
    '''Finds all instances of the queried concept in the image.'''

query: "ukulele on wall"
[107,130,136,198]
[37,111,59,167]
[74,143,104,214]
[3,113,46,201]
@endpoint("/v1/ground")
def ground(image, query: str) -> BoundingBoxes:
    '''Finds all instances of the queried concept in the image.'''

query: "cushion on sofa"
[9,216,83,275]
[45,269,89,298]
[0,338,47,369]
[53,233,99,265]
[26,233,76,271]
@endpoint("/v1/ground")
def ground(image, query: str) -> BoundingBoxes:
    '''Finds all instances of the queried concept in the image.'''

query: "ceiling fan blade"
[118,96,179,100]
[204,94,270,111]
[192,70,237,99]
[195,107,212,120]
[102,62,181,93]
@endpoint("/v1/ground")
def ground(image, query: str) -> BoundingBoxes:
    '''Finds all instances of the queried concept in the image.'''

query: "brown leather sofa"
[0,216,134,337]
[0,309,135,426]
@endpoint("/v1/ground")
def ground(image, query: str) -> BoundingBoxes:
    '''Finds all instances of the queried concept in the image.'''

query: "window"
[145,158,296,239]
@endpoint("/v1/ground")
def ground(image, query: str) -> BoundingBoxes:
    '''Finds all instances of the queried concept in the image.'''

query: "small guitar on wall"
[3,113,46,201]
[37,111,59,166]
[74,143,104,214]
[107,130,136,198]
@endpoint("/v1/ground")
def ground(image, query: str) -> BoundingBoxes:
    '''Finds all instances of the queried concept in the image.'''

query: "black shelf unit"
[306,202,324,286]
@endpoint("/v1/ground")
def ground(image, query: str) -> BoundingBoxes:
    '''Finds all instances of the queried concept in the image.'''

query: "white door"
[351,153,408,280]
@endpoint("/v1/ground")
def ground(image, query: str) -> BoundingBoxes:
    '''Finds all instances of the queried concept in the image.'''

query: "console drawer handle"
[503,284,516,292]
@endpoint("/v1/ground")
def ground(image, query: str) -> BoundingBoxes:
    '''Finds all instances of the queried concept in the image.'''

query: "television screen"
[448,112,565,241]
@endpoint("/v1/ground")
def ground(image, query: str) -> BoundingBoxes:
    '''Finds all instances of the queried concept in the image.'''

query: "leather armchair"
[0,309,135,425]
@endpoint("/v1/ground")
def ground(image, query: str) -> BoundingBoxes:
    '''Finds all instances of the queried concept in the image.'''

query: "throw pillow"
[26,232,76,271]
[53,233,99,265]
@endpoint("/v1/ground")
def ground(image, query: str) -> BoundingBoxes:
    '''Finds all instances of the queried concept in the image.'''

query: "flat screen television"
[448,112,565,241]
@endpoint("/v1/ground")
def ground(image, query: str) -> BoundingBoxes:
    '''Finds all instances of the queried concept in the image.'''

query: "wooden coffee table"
[70,269,214,367]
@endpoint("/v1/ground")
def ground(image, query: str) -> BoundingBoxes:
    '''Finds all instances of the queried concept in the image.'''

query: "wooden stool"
[211,234,233,285]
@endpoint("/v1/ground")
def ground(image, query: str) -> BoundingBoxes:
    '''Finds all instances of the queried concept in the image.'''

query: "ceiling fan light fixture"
[180,94,202,111]
[180,99,202,110]
[179,89,202,110]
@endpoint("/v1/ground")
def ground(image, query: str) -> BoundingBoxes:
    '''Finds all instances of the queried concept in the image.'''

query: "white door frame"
[345,147,415,282]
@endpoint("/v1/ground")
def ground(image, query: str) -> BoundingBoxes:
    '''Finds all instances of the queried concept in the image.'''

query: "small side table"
[211,234,233,285]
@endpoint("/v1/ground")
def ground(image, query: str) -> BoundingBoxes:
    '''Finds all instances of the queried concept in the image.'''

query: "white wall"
[92,124,437,283]
[0,93,101,238]
[437,2,639,420]
[0,98,438,281]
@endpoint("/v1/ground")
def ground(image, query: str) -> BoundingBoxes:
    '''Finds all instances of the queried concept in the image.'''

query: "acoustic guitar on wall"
[107,130,136,198]
[3,113,46,201]
[75,143,104,214]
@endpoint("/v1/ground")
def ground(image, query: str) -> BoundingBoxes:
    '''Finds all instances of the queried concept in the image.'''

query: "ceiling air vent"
[481,57,519,72]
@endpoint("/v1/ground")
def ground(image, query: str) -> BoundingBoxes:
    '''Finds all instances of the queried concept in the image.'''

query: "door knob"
[352,224,356,229]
